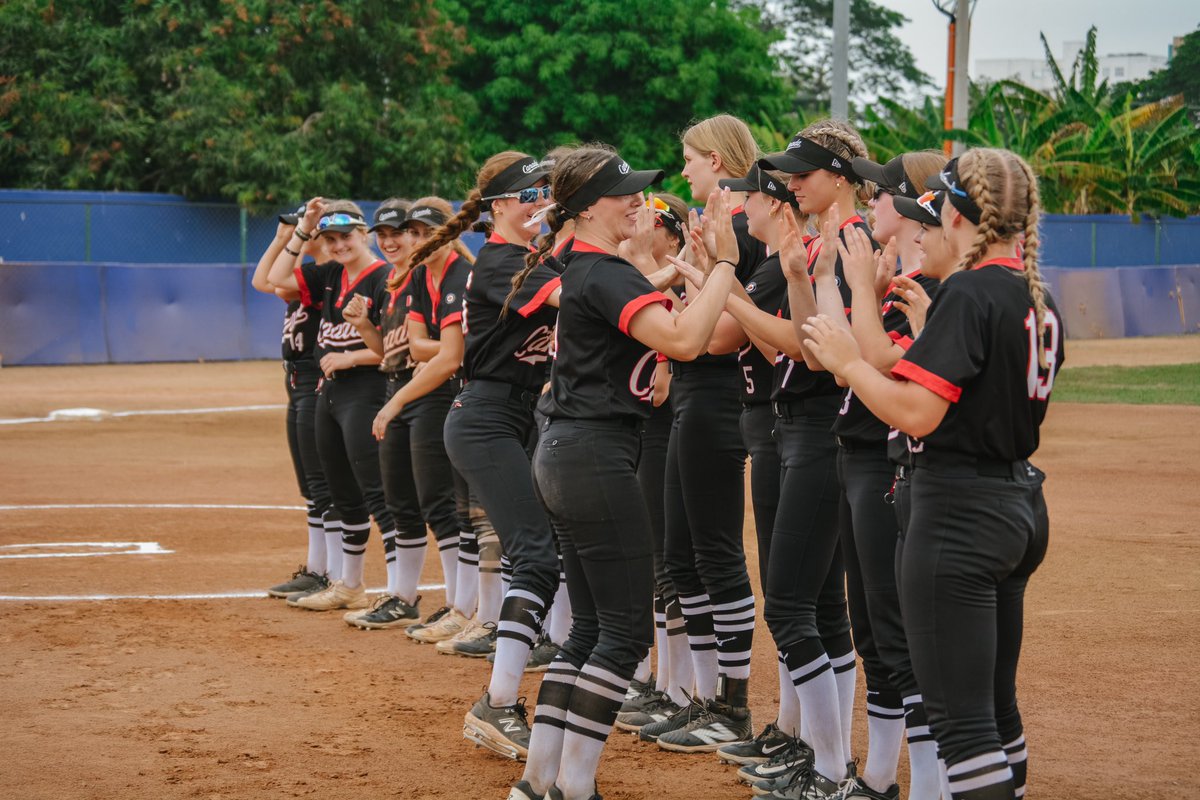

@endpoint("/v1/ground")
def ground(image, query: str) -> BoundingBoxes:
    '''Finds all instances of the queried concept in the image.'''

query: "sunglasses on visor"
[317,213,364,230]
[485,186,552,204]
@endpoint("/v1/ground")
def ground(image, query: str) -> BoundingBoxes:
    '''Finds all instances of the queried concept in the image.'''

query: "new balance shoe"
[739,737,813,785]
[407,607,469,643]
[760,765,847,799]
[437,619,497,657]
[718,721,792,765]
[463,691,530,760]
[615,691,681,732]
[405,604,451,636]
[638,693,707,743]
[267,566,326,598]
[524,635,559,672]
[292,579,369,611]
[657,676,752,753]
[349,594,420,629]
[840,777,899,799]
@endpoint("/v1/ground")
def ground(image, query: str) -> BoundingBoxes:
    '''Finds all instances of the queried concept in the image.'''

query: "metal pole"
[831,0,850,120]
[952,0,971,155]
[933,1,956,155]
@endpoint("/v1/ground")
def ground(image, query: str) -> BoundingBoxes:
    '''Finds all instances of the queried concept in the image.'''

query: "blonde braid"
[955,149,1001,274]
[502,208,565,319]
[406,191,483,272]
[801,120,873,206]
[1012,153,1050,368]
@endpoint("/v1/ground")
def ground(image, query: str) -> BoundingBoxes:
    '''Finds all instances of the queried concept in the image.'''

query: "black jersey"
[379,267,417,375]
[295,258,390,371]
[891,258,1065,462]
[834,269,940,444]
[408,251,469,342]
[282,299,321,363]
[771,217,868,402]
[732,206,768,284]
[541,242,672,420]
[463,234,561,391]
[738,253,787,404]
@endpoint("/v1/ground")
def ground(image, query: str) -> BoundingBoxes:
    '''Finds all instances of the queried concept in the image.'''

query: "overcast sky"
[873,0,1199,81]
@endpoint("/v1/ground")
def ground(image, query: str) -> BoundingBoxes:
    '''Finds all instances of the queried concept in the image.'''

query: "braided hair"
[501,145,616,317]
[956,148,1050,368]
[800,119,873,206]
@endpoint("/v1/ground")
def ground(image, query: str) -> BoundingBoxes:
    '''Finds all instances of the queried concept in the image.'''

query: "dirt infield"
[1,338,1197,799]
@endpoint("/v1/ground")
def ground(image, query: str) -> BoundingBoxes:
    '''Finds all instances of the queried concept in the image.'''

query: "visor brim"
[893,196,941,226]
[601,169,665,198]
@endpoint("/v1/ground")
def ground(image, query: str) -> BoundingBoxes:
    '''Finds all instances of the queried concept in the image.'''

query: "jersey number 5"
[1024,308,1060,400]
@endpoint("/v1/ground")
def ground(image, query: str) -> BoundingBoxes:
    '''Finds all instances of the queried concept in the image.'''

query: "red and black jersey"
[463,235,561,391]
[738,253,787,404]
[408,251,468,342]
[834,269,940,444]
[732,207,768,285]
[282,299,321,363]
[294,258,390,369]
[541,242,672,420]
[379,267,417,376]
[891,259,1065,462]
[771,217,870,402]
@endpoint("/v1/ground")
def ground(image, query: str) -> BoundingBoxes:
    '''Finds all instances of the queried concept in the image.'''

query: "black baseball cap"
[894,190,945,226]
[481,156,551,205]
[278,203,306,225]
[759,134,859,182]
[719,163,799,206]
[315,210,367,235]
[559,155,665,218]
[926,157,983,225]
[852,155,919,199]
[400,204,449,230]
[369,205,408,232]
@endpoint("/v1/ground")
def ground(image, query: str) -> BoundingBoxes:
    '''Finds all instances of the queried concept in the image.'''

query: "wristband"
[285,246,300,257]
[715,259,736,269]
[294,228,312,241]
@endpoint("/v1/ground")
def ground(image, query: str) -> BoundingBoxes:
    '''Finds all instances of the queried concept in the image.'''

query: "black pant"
[740,402,781,586]
[763,397,849,648]
[899,458,1049,770]
[637,399,674,600]
[837,444,904,707]
[314,368,394,531]
[380,375,460,542]
[534,418,653,676]
[444,381,559,606]
[285,360,333,519]
[663,365,749,598]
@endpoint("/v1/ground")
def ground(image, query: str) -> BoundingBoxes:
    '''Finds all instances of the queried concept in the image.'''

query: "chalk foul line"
[0,404,284,425]
[0,584,446,602]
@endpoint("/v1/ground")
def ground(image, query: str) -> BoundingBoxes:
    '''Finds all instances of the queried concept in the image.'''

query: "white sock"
[477,536,503,624]
[633,654,652,685]
[777,659,802,737]
[521,660,580,795]
[306,513,326,575]
[862,695,905,791]
[939,759,953,799]
[690,645,719,701]
[437,535,459,609]
[556,663,624,800]
[322,519,342,582]
[341,547,365,590]
[654,600,670,693]
[383,530,400,596]
[904,694,942,800]
[396,532,427,605]
[830,650,857,770]
[547,565,571,645]
[789,653,846,781]
[454,530,478,617]
[665,600,694,706]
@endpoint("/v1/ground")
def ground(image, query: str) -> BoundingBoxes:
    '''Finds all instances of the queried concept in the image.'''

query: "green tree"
[0,0,478,204]
[436,0,788,177]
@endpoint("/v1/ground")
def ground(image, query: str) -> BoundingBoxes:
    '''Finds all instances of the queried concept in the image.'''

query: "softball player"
[265,199,399,612]
[802,148,1062,800]
[251,206,340,599]
[508,145,739,800]
[641,114,763,754]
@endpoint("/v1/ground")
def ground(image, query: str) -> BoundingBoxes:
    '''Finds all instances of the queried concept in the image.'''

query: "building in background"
[975,39,1169,91]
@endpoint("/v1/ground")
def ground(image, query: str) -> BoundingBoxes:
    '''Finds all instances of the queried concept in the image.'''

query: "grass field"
[1054,362,1200,405]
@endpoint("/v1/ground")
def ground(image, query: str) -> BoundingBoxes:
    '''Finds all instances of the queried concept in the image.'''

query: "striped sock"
[945,750,1013,800]
[711,584,755,682]
[862,687,905,792]
[653,595,669,693]
[903,695,941,800]
[305,504,327,575]
[557,662,629,799]
[455,528,478,617]
[340,519,370,590]
[382,529,399,596]
[521,657,581,795]
[437,533,459,609]
[1004,734,1028,798]
[664,597,694,706]
[677,591,719,700]
[322,516,342,582]
[783,639,846,781]
[777,657,801,737]
[824,631,857,769]
[490,588,547,706]
[500,554,513,596]
[547,556,571,645]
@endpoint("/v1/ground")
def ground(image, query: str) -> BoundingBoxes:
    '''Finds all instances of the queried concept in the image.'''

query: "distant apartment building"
[975,40,1168,91]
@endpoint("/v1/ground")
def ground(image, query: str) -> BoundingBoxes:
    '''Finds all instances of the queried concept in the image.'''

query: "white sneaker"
[406,607,470,643]
[436,617,487,654]
[293,579,368,611]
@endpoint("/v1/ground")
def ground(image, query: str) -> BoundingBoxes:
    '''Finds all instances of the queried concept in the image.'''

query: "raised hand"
[800,314,864,376]
[812,203,841,283]
[779,208,811,284]
[891,274,933,336]
[837,222,879,291]
[300,197,327,233]
[342,293,370,329]
[874,236,899,301]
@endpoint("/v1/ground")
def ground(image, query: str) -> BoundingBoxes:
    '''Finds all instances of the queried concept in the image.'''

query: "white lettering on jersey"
[513,324,555,365]
[282,306,309,353]
[629,350,657,402]
[318,319,365,351]
[1024,308,1060,400]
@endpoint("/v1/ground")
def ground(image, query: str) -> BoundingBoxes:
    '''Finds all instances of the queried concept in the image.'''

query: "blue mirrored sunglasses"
[317,213,363,230]
[485,186,552,204]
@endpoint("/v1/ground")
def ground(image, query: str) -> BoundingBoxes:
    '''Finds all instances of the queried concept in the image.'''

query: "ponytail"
[406,191,484,272]
[501,207,565,319]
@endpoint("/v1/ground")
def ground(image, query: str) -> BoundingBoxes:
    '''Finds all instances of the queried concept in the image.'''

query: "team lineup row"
[249,113,1062,800]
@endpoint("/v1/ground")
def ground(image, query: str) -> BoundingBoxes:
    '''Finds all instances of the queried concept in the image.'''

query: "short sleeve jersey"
[834,270,940,444]
[771,217,868,402]
[379,267,417,376]
[732,207,769,285]
[408,251,469,342]
[541,242,672,420]
[738,253,787,404]
[463,235,562,391]
[282,297,322,363]
[891,259,1065,462]
[294,259,390,372]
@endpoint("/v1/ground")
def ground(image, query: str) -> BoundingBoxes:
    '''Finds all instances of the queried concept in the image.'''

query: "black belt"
[910,452,1024,478]
[545,415,640,430]
[465,378,539,406]
[835,435,888,454]
[772,395,839,421]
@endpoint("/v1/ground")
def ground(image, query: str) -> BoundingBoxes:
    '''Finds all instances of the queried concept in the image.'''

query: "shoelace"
[510,697,530,725]
[674,690,711,725]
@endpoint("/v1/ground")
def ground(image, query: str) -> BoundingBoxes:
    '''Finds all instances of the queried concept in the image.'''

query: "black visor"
[852,155,918,199]
[279,203,306,225]
[759,135,859,182]
[894,190,945,226]
[369,205,408,231]
[481,156,550,205]
[925,157,983,225]
[719,163,798,206]
[401,205,449,230]
[559,155,665,217]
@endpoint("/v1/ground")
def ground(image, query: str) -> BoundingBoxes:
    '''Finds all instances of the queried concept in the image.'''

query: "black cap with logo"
[558,155,665,218]
[759,134,859,182]
[369,205,408,232]
[719,163,799,206]
[894,190,945,226]
[278,202,306,225]
[481,156,551,206]
[852,155,918,199]
[401,204,450,230]
[925,157,982,225]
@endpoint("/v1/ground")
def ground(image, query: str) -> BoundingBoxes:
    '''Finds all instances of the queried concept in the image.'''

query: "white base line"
[0,503,305,511]
[0,404,284,426]
[0,584,446,602]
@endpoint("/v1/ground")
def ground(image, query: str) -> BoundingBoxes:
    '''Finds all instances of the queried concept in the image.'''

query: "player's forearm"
[666,262,736,360]
[726,294,804,361]
[849,283,903,372]
[408,337,440,363]
[355,324,384,357]
[252,237,289,294]
[839,359,944,437]
[394,352,457,407]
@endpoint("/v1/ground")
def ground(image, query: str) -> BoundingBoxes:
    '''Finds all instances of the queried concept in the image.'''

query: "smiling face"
[786,169,841,215]
[374,227,412,266]
[915,222,957,279]
[589,192,645,243]
[491,178,551,243]
[318,228,371,264]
